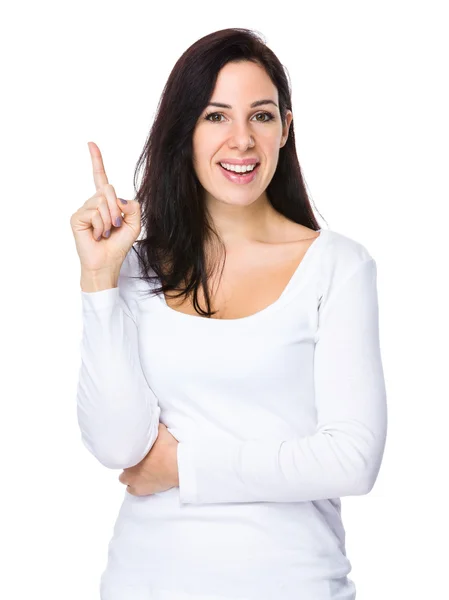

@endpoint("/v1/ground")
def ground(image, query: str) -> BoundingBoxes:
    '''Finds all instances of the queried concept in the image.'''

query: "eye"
[204,111,275,123]
[253,111,275,122]
[204,112,225,123]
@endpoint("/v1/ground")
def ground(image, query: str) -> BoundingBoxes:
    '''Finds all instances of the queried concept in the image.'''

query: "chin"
[216,193,260,206]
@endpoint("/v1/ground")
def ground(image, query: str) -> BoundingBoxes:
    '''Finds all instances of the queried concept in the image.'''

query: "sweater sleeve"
[176,257,387,504]
[76,247,161,470]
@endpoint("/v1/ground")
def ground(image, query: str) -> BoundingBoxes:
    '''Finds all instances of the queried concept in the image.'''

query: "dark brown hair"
[131,27,323,317]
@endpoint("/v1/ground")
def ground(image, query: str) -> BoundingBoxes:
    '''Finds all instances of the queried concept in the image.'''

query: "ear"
[280,110,293,148]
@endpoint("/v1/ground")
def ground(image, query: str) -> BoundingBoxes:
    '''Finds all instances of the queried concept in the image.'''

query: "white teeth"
[219,162,257,173]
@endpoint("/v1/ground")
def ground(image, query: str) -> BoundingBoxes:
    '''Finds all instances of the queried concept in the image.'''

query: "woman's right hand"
[70,141,141,275]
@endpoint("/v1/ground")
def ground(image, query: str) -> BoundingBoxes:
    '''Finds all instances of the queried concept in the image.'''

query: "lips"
[218,162,261,184]
[218,159,260,166]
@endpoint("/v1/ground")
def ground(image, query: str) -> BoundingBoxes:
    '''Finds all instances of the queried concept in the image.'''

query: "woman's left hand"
[118,422,179,496]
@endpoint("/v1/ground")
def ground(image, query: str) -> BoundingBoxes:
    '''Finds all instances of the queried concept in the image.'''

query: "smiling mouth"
[218,163,260,174]
[216,162,261,185]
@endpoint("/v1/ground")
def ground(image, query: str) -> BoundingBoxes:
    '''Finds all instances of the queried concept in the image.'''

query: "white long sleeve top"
[77,227,387,600]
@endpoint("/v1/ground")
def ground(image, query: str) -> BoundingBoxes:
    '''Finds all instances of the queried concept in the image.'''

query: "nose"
[227,122,255,151]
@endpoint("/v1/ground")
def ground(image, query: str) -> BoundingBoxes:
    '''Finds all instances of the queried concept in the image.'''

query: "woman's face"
[192,60,292,207]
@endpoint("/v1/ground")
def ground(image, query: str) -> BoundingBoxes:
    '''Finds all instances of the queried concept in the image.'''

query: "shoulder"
[317,228,377,303]
[117,243,154,305]
[322,228,374,270]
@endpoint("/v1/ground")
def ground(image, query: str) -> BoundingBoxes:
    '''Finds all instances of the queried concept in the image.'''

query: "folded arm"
[177,258,388,504]
[76,249,161,470]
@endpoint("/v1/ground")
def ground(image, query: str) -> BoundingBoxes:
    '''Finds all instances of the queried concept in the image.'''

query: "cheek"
[193,132,215,164]
[263,139,283,164]
[262,132,282,148]
[195,150,218,174]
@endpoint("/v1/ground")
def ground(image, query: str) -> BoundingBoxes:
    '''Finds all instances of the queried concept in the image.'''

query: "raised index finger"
[88,141,109,190]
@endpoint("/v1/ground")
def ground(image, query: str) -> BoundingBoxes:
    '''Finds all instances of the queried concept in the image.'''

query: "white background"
[1,1,448,598]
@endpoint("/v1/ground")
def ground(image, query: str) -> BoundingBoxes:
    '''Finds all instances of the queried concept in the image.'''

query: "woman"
[71,28,387,600]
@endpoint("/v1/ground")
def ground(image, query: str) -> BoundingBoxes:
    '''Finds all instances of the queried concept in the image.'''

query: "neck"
[204,192,284,247]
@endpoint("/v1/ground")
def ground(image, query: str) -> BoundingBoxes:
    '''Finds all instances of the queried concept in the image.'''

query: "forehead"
[211,61,278,104]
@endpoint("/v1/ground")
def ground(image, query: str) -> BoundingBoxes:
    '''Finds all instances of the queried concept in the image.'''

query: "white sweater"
[77,227,387,600]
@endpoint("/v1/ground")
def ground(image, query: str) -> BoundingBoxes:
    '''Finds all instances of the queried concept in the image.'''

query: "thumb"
[118,197,141,228]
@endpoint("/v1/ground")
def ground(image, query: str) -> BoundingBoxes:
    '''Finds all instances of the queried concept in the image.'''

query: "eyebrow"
[206,99,278,109]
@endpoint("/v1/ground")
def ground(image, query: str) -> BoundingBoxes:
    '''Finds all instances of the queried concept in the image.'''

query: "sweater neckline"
[155,228,328,326]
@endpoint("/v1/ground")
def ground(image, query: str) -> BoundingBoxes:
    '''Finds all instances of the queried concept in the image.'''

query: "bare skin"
[164,222,321,320]
[119,423,179,496]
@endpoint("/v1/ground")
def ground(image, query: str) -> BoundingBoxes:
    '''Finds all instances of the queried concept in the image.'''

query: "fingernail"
[104,229,111,238]
[118,198,128,204]
[114,216,122,227]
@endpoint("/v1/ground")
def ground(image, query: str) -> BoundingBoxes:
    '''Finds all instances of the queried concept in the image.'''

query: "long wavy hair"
[131,27,323,318]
